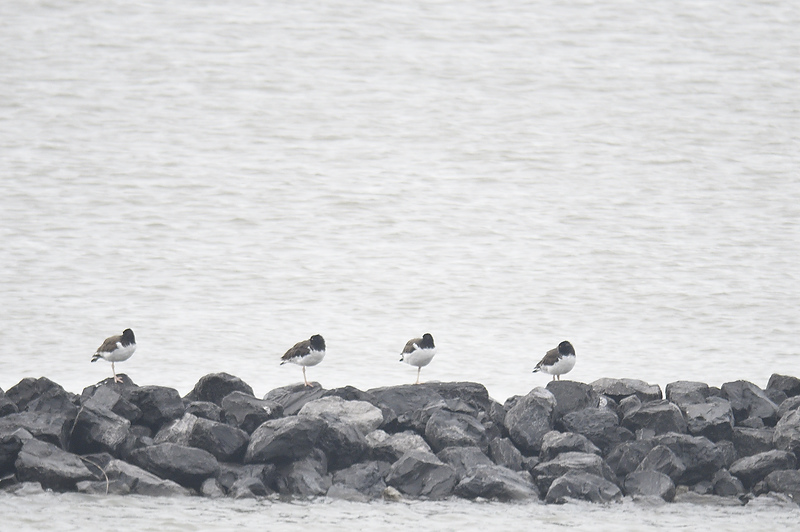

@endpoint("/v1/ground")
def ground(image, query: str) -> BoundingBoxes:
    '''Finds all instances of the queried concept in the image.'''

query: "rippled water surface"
[1,0,798,528]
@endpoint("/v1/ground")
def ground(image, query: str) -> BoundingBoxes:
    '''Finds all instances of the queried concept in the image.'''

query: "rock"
[264,383,327,417]
[777,396,800,420]
[425,382,494,415]
[230,477,269,498]
[729,450,796,489]
[125,386,185,431]
[185,373,255,406]
[545,381,599,418]
[0,412,73,449]
[618,395,642,419]
[330,460,391,499]
[766,389,788,407]
[732,427,774,457]
[691,480,714,494]
[200,478,225,498]
[773,409,800,458]
[366,384,447,432]
[712,469,746,497]
[591,378,662,403]
[276,449,331,496]
[532,452,617,494]
[455,464,539,501]
[665,381,711,409]
[652,433,726,485]
[425,409,488,454]
[298,396,384,435]
[488,438,525,471]
[539,431,601,462]
[217,463,277,494]
[764,469,800,499]
[385,450,458,499]
[504,388,556,454]
[14,439,95,491]
[366,429,431,463]
[635,444,687,483]
[5,377,67,411]
[76,478,132,495]
[24,386,78,418]
[683,398,735,442]
[155,413,249,462]
[767,374,800,398]
[622,400,687,435]
[105,458,192,496]
[720,381,778,426]
[545,471,622,504]
[315,419,369,470]
[323,386,393,425]
[0,396,18,417]
[128,442,220,490]
[605,440,656,479]
[716,440,739,469]
[623,471,676,501]
[560,407,632,453]
[244,416,326,464]
[0,431,25,475]
[221,391,283,434]
[82,385,142,423]
[436,446,494,480]
[185,401,223,422]
[69,401,132,456]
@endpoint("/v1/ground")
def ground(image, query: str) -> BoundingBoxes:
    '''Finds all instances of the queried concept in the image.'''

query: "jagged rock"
[488,438,525,471]
[635,444,687,483]
[298,396,384,435]
[773,409,800,458]
[764,469,800,498]
[504,388,556,454]
[720,381,778,426]
[69,401,132,456]
[624,471,676,501]
[532,451,617,494]
[618,396,642,419]
[684,398,735,442]
[0,396,18,417]
[14,439,95,491]
[716,440,738,469]
[622,400,687,435]
[185,373,255,406]
[323,386,393,425]
[436,446,494,480]
[425,382,494,415]
[185,401,223,422]
[712,469,746,497]
[733,427,774,457]
[200,477,225,498]
[5,377,68,411]
[455,464,539,501]
[315,418,369,470]
[230,477,269,498]
[729,450,796,489]
[545,471,622,504]
[545,381,599,418]
[560,407,632,453]
[104,458,192,496]
[606,440,656,479]
[155,413,249,462]
[768,374,800,398]
[82,385,141,423]
[244,416,326,464]
[366,429,432,462]
[367,384,448,432]
[276,448,331,496]
[691,480,714,494]
[125,386,185,431]
[591,378,662,403]
[652,433,726,485]
[425,409,488,454]
[76,478,132,495]
[264,383,326,417]
[128,442,220,490]
[217,463,277,494]
[221,391,283,434]
[385,450,458,499]
[539,431,601,462]
[766,389,788,407]
[329,460,391,499]
[739,417,765,429]
[0,412,73,449]
[665,381,711,409]
[0,430,25,475]
[777,396,800,420]
[24,386,78,419]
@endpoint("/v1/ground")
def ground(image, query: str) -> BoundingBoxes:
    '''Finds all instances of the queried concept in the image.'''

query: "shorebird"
[281,334,326,387]
[400,333,436,384]
[91,328,137,383]
[533,340,576,381]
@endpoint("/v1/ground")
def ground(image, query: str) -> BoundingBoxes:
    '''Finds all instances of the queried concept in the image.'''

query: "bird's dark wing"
[282,339,311,361]
[96,334,122,354]
[402,338,421,354]
[535,346,561,369]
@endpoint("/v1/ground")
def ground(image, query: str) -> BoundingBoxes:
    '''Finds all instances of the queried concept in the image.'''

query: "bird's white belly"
[541,354,576,375]
[403,348,436,368]
[290,350,326,367]
[101,343,136,362]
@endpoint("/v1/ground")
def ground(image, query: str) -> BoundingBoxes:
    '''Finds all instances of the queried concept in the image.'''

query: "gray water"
[1,0,799,528]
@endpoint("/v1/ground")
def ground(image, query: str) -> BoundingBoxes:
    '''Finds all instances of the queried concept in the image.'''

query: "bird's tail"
[91,353,101,363]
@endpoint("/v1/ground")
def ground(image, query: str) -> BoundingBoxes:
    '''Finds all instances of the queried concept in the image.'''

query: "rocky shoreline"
[2,373,800,504]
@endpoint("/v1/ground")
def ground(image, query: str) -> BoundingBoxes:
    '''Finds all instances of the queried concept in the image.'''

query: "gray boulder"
[773,409,800,458]
[264,383,327,416]
[767,374,800,398]
[764,469,800,499]
[185,401,223,422]
[221,391,283,434]
[488,438,525,471]
[455,464,539,501]
[14,439,95,491]
[424,382,494,415]
[366,429,431,462]
[155,413,249,462]
[532,451,617,494]
[545,381,599,418]
[329,460,391,500]
[366,384,447,433]
[200,478,226,498]
[539,431,601,462]
[125,386,185,431]
[504,388,556,454]
[0,396,17,417]
[69,401,132,456]
[684,399,735,442]
[105,458,192,496]
[591,378,662,403]
[0,430,26,475]
[230,477,269,498]
[712,469,745,497]
[24,386,78,419]
[5,377,68,411]
[623,470,676,501]
[128,442,220,490]
[82,385,141,423]
[385,450,458,499]
[425,410,489,454]
[622,400,687,435]
[315,418,369,470]
[436,446,494,480]
[560,407,632,453]
[635,444,687,483]
[652,432,726,484]
[0,412,73,449]
[733,427,774,457]
[217,463,277,494]
[720,381,778,425]
[276,448,331,497]
[298,396,384,435]
[184,373,254,406]
[244,416,326,464]
[545,471,622,504]
[729,449,796,489]
[605,440,656,479]
[777,396,800,420]
[665,381,711,409]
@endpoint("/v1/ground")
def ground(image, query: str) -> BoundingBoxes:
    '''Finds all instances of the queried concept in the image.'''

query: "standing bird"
[533,340,576,381]
[91,328,137,383]
[400,333,436,385]
[281,334,326,387]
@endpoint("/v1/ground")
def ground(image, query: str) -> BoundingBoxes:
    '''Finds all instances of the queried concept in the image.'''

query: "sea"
[0,0,798,529]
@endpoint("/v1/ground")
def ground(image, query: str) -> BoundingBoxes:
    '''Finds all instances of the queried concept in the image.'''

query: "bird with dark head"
[281,334,326,387]
[400,333,436,384]
[91,328,137,383]
[533,340,576,381]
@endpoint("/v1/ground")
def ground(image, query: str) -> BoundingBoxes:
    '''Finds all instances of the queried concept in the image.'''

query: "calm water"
[1,0,798,528]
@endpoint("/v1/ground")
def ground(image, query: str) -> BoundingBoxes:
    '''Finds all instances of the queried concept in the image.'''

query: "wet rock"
[635,444,687,483]
[329,460,391,499]
[683,398,735,442]
[366,429,432,462]
[488,438,525,471]
[76,478,132,495]
[128,442,220,490]
[14,439,95,491]
[712,469,746,497]
[82,385,141,423]
[560,407,632,453]
[217,463,277,494]
[185,401,223,422]
[221,391,283,434]
[184,373,255,406]
[244,416,326,464]
[545,381,599,418]
[732,427,774,457]
[230,477,269,498]
[385,450,458,499]
[298,396,384,436]
[504,388,556,454]
[652,433,726,485]
[126,386,185,431]
[276,448,331,496]
[539,431,601,462]
[729,450,796,489]
[0,430,25,475]
[773,409,800,458]
[455,464,539,501]
[545,471,622,504]
[0,412,73,449]
[315,418,369,470]
[777,396,800,420]
[5,377,67,411]
[622,400,687,435]
[624,470,676,501]
[264,383,326,417]
[367,384,447,432]
[591,378,662,403]
[532,451,617,494]
[105,458,192,496]
[155,413,249,462]
[720,381,778,426]
[665,381,711,409]
[69,401,132,456]
[606,440,656,479]
[764,469,800,499]
[767,374,800,398]
[425,409,489,454]
[200,477,225,498]
[436,446,494,480]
